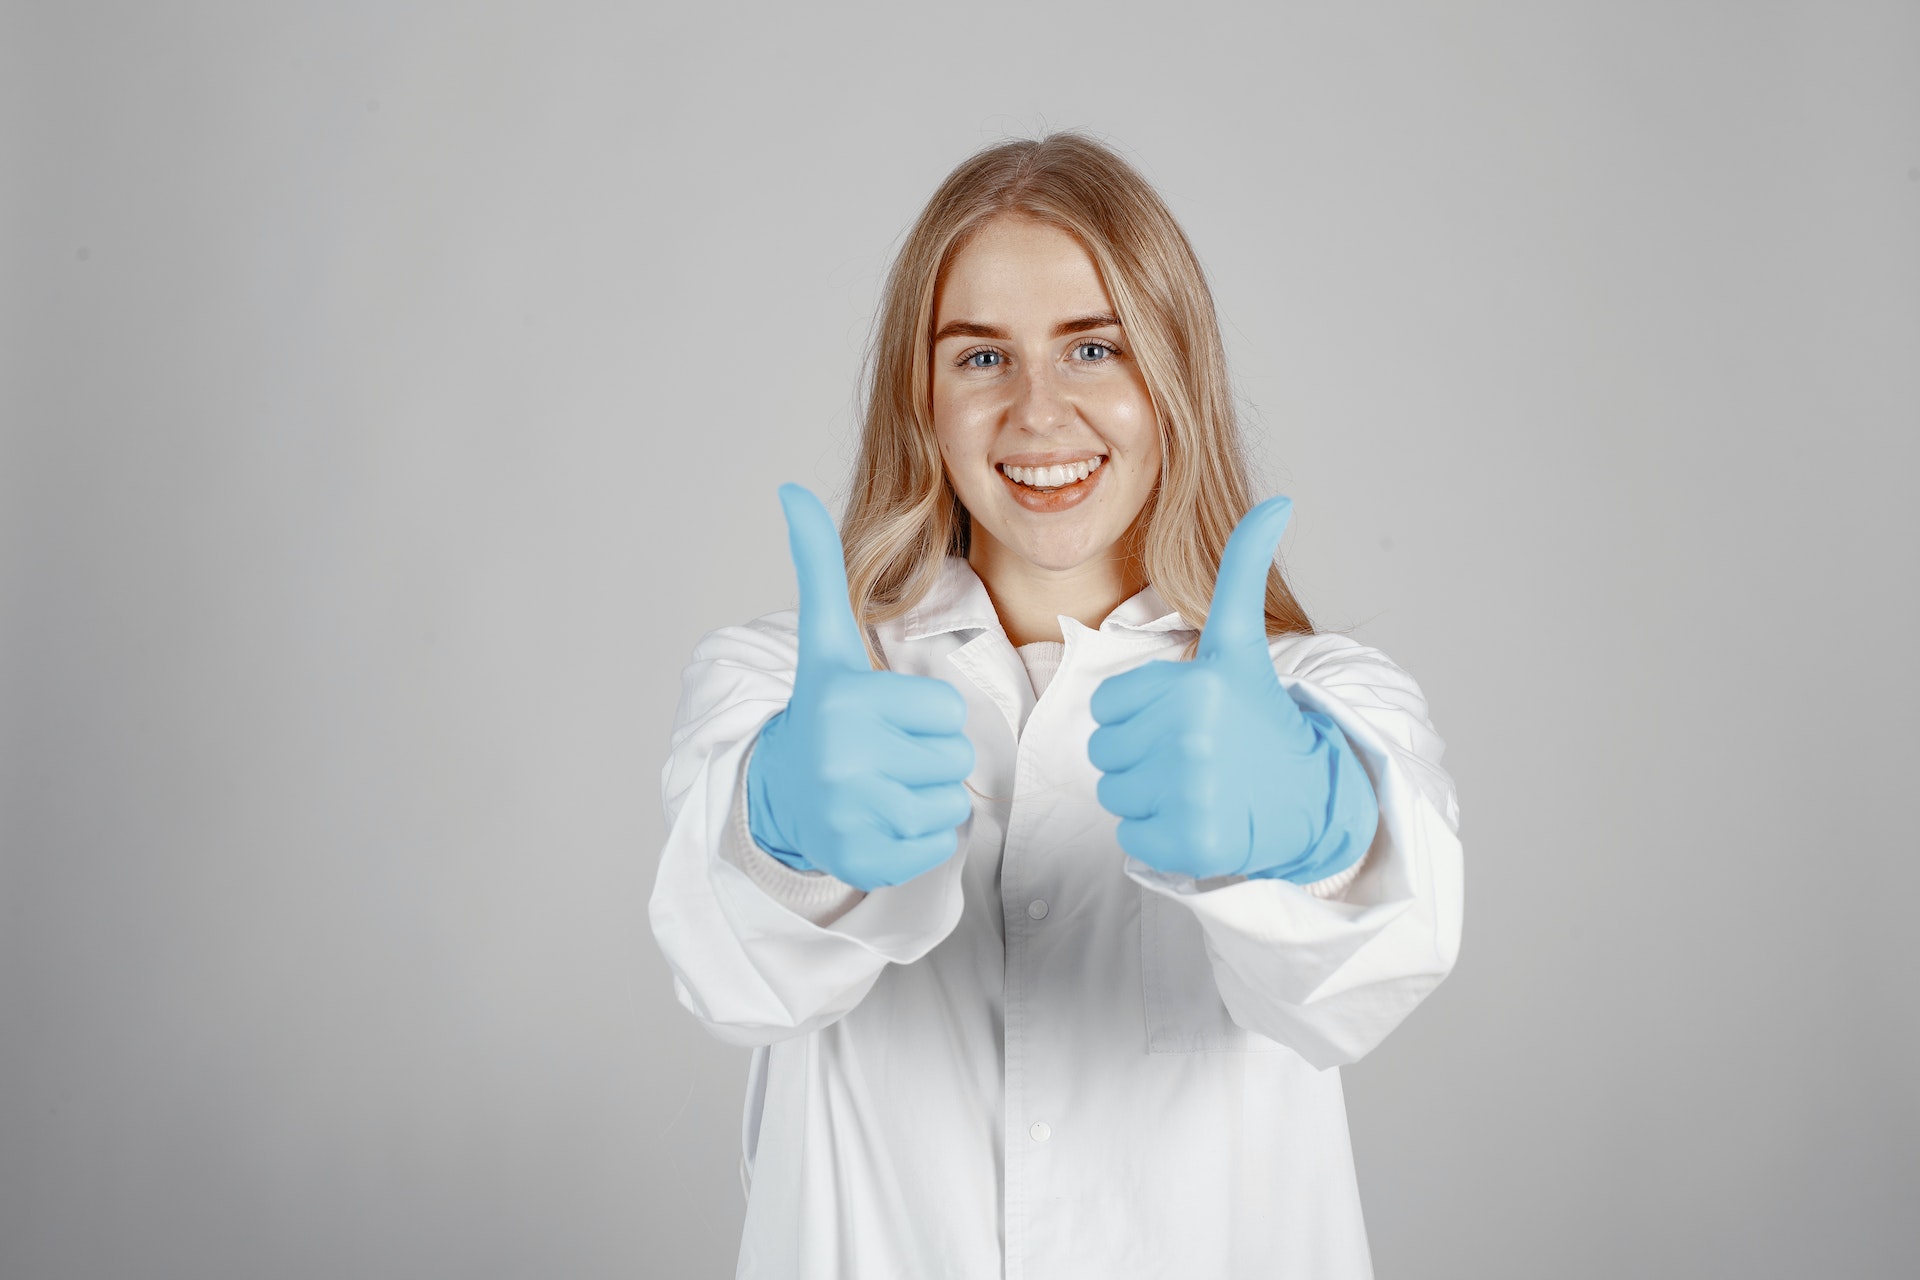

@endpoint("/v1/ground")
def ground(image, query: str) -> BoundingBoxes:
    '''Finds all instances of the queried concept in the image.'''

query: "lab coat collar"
[899,554,1197,641]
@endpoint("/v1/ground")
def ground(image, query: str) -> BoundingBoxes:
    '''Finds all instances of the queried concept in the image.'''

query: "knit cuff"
[1299,848,1369,900]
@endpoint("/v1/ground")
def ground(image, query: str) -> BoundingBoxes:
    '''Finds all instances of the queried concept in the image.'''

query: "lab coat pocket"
[1139,885,1286,1054]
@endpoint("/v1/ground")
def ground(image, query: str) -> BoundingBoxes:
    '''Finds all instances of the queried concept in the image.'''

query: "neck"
[967,532,1147,647]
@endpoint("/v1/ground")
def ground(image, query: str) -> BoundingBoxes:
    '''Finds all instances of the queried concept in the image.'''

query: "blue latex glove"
[1087,495,1379,884]
[744,483,977,891]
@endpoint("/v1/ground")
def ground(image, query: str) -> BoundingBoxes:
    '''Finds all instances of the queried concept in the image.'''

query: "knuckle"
[938,681,968,717]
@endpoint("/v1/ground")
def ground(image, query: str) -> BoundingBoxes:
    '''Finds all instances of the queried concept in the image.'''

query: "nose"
[1010,359,1073,434]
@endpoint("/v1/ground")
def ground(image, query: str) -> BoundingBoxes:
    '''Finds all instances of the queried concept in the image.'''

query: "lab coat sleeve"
[1124,633,1464,1070]
[648,613,970,1048]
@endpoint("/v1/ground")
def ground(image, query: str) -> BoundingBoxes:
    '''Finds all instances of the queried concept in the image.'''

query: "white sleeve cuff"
[716,742,866,927]
[1300,847,1369,900]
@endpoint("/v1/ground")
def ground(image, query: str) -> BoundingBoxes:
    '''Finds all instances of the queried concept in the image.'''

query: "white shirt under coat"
[650,554,1464,1279]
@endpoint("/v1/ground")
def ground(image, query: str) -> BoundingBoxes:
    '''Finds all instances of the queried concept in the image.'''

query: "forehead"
[934,217,1113,321]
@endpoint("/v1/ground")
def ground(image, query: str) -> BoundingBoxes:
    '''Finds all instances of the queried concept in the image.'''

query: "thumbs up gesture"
[1088,496,1378,883]
[743,483,977,892]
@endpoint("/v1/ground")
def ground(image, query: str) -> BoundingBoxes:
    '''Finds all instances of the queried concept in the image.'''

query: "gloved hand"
[1087,495,1378,884]
[744,483,977,891]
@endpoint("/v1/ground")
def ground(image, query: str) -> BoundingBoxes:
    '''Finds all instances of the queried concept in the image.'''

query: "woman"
[651,131,1463,1279]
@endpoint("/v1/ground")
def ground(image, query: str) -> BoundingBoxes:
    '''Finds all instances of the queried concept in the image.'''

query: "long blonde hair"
[839,129,1315,669]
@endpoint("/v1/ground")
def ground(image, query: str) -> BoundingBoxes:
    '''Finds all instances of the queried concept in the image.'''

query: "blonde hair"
[838,129,1315,669]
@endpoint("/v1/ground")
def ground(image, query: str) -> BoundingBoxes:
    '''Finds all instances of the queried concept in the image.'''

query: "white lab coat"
[650,554,1463,1279]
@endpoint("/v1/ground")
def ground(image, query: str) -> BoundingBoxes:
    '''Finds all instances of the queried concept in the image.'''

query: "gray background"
[5,2,1916,1276]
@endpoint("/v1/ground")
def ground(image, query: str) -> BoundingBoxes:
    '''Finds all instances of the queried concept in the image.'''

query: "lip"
[996,454,1106,513]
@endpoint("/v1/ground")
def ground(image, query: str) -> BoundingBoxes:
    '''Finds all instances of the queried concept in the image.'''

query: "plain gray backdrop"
[6,2,1917,1276]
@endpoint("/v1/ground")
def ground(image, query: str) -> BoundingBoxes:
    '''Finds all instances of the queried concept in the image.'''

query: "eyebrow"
[932,313,1123,343]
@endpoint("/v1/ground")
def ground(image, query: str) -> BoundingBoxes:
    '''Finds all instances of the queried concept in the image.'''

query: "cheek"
[930,387,959,446]
[933,429,964,474]
[933,398,989,457]
[1100,387,1159,456]
[929,423,976,493]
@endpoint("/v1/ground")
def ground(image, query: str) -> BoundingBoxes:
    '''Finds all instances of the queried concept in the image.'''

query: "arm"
[1124,633,1463,1069]
[648,617,968,1048]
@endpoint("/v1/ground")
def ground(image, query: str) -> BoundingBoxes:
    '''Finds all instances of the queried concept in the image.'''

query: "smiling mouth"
[997,455,1106,491]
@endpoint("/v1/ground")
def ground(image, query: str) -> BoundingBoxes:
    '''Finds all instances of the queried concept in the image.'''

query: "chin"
[1006,531,1117,574]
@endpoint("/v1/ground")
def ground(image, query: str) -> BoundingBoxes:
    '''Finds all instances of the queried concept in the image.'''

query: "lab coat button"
[1030,1122,1051,1142]
[1027,899,1049,920]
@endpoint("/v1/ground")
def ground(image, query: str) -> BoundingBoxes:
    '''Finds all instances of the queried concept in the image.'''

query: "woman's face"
[931,215,1161,578]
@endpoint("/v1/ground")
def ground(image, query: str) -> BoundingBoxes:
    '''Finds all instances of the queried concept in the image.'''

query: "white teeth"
[1000,456,1104,488]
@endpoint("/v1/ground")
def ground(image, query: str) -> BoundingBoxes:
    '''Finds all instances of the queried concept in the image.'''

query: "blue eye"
[953,339,1121,370]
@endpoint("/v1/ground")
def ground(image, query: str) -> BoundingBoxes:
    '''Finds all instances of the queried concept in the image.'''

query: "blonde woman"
[651,131,1464,1279]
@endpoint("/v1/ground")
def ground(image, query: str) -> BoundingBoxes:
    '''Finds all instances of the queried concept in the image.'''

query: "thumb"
[1195,495,1293,663]
[778,482,872,673]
